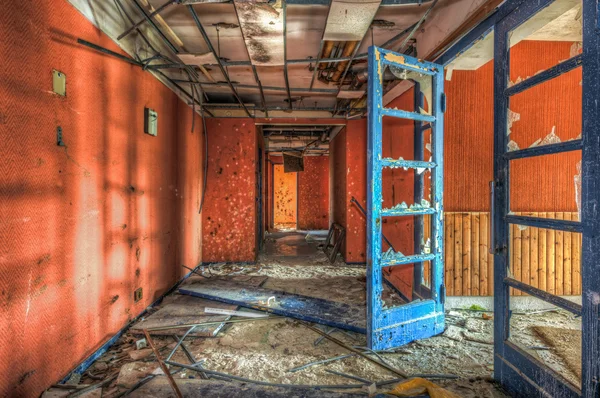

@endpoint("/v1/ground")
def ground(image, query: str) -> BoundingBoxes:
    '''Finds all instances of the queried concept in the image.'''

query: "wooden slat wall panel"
[444,212,581,296]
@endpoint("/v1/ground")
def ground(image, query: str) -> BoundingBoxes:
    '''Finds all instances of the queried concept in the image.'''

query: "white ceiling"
[449,0,582,71]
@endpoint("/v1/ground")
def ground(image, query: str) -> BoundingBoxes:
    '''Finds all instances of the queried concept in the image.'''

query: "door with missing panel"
[492,0,600,396]
[366,46,445,350]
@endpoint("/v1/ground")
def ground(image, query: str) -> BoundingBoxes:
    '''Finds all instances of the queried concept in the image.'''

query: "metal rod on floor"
[301,321,409,378]
[350,196,396,251]
[143,330,183,398]
[146,315,282,332]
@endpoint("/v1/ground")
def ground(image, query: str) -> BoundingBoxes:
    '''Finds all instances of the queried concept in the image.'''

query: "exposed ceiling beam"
[179,0,431,6]
[187,5,252,117]
[171,80,339,94]
[231,3,269,116]
[117,0,175,41]
[282,0,293,110]
[130,0,180,54]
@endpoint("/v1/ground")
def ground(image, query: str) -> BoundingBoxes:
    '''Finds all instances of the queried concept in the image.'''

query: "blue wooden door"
[366,46,445,350]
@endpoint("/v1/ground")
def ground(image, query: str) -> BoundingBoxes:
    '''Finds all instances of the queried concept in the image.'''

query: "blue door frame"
[490,1,600,397]
[431,0,600,395]
[366,46,445,350]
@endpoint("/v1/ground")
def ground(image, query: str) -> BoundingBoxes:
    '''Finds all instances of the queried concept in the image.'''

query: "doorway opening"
[273,163,298,231]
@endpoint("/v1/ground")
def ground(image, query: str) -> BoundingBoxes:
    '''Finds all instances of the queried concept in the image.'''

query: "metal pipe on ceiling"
[308,41,325,91]
[201,104,366,112]
[147,53,370,69]
[252,66,269,117]
[309,0,332,90]
[318,41,336,70]
[282,0,293,110]
[331,41,358,82]
[187,5,252,117]
[170,80,339,94]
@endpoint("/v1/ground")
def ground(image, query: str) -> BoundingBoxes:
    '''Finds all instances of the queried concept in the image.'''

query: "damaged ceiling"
[68,0,503,118]
[259,123,345,155]
[449,0,582,71]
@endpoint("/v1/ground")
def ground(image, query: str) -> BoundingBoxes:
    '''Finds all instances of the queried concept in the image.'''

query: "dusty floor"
[43,232,581,397]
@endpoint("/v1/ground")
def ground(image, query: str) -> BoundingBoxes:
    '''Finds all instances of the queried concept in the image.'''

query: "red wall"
[0,1,204,396]
[202,119,257,262]
[298,156,330,230]
[445,40,581,212]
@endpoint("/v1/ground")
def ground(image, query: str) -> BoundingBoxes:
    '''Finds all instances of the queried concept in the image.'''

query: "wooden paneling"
[444,212,581,296]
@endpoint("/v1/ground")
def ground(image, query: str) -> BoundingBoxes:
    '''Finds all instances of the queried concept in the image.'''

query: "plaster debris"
[539,126,561,145]
[575,160,582,219]
[507,76,523,88]
[570,42,583,57]
[507,109,521,136]
[507,140,520,152]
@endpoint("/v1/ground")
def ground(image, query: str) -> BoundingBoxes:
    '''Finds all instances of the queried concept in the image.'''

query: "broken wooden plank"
[179,279,366,333]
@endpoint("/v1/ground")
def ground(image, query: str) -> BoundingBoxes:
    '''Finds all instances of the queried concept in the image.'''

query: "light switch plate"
[52,70,66,96]
[144,108,158,136]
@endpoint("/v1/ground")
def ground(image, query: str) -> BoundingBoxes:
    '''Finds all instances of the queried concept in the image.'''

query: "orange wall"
[445,40,581,212]
[330,128,347,243]
[298,156,330,230]
[202,119,257,262]
[0,1,204,396]
[273,165,298,225]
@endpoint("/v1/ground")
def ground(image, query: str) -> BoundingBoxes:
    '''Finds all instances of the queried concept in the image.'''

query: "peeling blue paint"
[367,46,445,350]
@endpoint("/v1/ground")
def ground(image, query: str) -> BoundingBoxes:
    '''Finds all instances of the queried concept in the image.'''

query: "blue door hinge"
[441,93,446,113]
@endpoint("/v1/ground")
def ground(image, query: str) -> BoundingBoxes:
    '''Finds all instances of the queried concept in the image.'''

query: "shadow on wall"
[0,1,203,395]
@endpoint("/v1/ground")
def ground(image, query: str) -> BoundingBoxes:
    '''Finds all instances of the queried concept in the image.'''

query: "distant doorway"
[273,164,297,230]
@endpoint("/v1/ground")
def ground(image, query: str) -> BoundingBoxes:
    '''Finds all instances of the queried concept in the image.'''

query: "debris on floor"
[42,231,532,397]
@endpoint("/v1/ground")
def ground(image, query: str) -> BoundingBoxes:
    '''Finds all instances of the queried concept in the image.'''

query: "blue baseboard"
[60,264,203,383]
[201,261,256,266]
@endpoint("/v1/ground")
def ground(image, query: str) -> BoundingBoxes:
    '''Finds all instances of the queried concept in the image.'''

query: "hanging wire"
[195,82,209,214]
